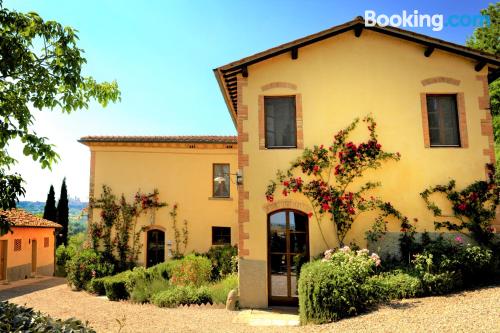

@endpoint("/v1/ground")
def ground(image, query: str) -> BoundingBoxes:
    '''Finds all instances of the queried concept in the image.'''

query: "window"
[265,96,297,148]
[426,95,460,146]
[213,164,230,198]
[212,227,231,245]
[44,237,49,248]
[14,239,21,251]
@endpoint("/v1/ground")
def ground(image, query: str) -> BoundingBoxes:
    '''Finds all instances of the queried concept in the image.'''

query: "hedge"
[151,285,212,308]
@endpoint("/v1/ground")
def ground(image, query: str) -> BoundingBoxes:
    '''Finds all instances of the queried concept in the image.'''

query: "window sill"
[209,197,233,201]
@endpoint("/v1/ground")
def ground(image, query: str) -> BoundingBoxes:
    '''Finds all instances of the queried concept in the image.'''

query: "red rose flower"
[307,212,313,218]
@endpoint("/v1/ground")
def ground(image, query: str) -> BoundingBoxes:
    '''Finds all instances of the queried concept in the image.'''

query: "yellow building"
[0,209,61,282]
[79,136,238,267]
[82,18,499,308]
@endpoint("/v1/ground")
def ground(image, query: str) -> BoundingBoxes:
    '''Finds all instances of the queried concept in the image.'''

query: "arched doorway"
[268,209,309,305]
[146,229,165,267]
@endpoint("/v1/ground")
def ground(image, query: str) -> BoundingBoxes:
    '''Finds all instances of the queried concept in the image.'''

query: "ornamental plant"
[266,115,402,246]
[89,185,167,270]
[420,164,499,246]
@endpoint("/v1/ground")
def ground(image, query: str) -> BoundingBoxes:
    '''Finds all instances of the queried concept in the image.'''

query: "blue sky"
[4,0,493,201]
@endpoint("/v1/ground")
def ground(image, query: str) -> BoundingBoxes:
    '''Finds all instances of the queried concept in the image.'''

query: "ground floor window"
[212,226,231,245]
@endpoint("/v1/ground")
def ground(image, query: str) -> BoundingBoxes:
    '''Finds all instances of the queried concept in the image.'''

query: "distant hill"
[18,200,88,236]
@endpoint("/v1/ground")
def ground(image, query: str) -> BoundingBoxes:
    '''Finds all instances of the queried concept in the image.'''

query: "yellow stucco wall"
[237,30,492,307]
[0,227,56,281]
[89,144,238,265]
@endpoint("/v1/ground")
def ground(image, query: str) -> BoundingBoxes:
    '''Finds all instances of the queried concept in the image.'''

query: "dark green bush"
[89,277,106,295]
[151,285,212,308]
[202,245,238,280]
[103,272,131,301]
[0,301,95,332]
[298,248,382,324]
[65,249,114,290]
[412,241,494,293]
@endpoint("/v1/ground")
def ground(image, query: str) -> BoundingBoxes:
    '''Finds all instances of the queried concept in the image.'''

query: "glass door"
[268,210,309,305]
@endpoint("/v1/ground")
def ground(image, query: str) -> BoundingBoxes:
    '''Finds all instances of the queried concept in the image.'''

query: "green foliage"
[55,232,85,276]
[298,247,383,324]
[43,185,57,222]
[201,245,238,280]
[151,285,212,308]
[90,186,167,271]
[65,249,114,290]
[169,204,188,258]
[103,272,131,301]
[169,254,212,287]
[89,277,106,296]
[57,178,69,246]
[421,167,499,246]
[207,274,238,304]
[266,115,401,246]
[129,275,170,304]
[0,4,120,235]
[412,240,494,294]
[0,301,95,332]
[466,3,499,56]
[367,270,422,299]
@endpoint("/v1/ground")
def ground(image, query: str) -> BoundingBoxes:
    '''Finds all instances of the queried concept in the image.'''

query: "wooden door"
[31,240,37,274]
[0,240,7,280]
[268,210,309,306]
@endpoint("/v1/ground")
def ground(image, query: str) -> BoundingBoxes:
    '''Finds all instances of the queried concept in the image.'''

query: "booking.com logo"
[364,10,490,32]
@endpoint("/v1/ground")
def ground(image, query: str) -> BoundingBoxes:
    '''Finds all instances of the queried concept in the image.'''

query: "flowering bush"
[266,115,402,246]
[65,249,114,290]
[298,246,384,323]
[420,164,499,246]
[169,254,212,287]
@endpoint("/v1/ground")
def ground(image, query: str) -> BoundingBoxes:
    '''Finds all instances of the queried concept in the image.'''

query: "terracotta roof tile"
[0,209,62,228]
[78,135,237,144]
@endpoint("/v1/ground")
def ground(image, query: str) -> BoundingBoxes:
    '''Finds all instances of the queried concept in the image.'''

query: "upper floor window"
[426,95,460,147]
[213,163,230,198]
[265,96,297,148]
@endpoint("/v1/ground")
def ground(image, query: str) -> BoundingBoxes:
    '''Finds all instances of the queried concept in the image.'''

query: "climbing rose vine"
[265,115,403,246]
[420,164,499,246]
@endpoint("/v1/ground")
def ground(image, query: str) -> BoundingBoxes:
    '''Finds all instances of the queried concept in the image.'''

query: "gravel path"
[4,280,500,333]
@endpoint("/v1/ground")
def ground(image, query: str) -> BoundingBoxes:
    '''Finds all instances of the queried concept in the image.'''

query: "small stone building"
[0,209,61,282]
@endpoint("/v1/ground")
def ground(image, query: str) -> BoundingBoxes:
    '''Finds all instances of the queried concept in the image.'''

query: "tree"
[42,185,57,222]
[466,3,500,171]
[0,2,121,235]
[56,178,69,246]
[265,115,404,247]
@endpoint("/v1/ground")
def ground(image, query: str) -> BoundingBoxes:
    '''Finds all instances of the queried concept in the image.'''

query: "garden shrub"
[207,273,238,304]
[0,301,95,332]
[55,233,86,276]
[169,254,211,287]
[367,270,422,299]
[298,247,383,324]
[202,245,238,280]
[89,277,106,296]
[151,285,212,308]
[65,249,114,290]
[103,271,132,301]
[412,239,494,293]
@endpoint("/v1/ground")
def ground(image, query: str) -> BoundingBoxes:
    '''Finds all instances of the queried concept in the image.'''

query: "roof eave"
[213,68,237,128]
